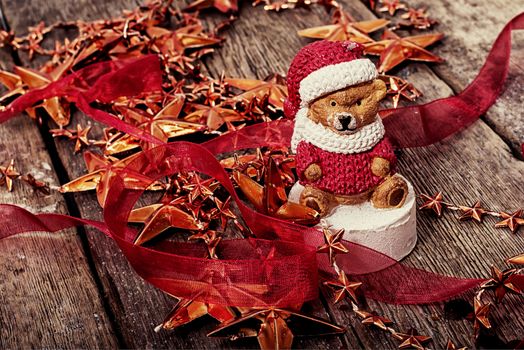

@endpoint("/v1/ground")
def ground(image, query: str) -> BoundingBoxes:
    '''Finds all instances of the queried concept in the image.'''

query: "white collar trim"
[291,107,385,154]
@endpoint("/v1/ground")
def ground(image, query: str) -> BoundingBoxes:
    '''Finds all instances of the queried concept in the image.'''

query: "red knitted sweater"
[296,138,397,195]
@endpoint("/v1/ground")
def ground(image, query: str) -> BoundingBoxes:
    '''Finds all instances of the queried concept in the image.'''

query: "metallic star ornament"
[209,197,237,230]
[418,192,445,217]
[380,74,422,108]
[472,297,491,337]
[184,103,245,132]
[480,266,522,303]
[73,124,92,153]
[182,175,217,203]
[226,74,288,110]
[222,147,295,184]
[445,339,467,350]
[399,7,437,30]
[393,329,432,350]
[4,63,72,126]
[355,310,393,331]
[507,253,524,265]
[324,270,362,304]
[184,0,239,13]
[233,157,319,225]
[208,307,345,350]
[51,124,92,153]
[317,227,349,266]
[297,9,389,44]
[378,0,407,16]
[129,200,205,246]
[495,209,524,234]
[0,159,20,192]
[21,173,50,195]
[458,201,487,222]
[157,298,236,331]
[365,30,444,73]
[188,230,222,259]
[107,96,206,155]
[59,151,164,207]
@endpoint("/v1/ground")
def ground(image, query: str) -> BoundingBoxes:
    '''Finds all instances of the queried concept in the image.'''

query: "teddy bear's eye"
[330,100,337,107]
[356,99,362,106]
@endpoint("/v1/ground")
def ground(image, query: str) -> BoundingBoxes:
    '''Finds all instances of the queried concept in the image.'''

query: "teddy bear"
[284,40,408,217]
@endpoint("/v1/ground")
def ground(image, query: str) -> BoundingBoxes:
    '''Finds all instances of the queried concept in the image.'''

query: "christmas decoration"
[364,30,444,73]
[233,156,320,225]
[0,159,19,191]
[296,3,442,107]
[284,40,417,259]
[208,306,345,349]
[297,9,389,44]
[0,1,522,349]
[418,191,524,234]
[377,0,407,16]
[21,174,51,196]
[50,124,93,153]
[59,150,165,207]
[379,74,422,108]
[398,7,437,30]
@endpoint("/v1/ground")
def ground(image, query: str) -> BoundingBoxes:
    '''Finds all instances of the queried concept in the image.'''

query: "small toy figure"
[285,40,408,217]
[286,40,417,260]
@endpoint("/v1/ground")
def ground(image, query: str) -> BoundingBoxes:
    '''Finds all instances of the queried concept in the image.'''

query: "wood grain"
[0,0,523,348]
[0,50,117,348]
[372,0,524,159]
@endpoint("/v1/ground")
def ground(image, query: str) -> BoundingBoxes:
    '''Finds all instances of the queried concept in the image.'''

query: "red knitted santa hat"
[284,40,378,119]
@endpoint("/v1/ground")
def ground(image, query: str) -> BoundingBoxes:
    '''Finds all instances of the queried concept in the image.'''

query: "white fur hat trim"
[298,59,378,107]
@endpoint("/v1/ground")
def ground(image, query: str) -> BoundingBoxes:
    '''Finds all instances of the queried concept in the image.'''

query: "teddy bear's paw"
[299,186,334,217]
[371,175,408,209]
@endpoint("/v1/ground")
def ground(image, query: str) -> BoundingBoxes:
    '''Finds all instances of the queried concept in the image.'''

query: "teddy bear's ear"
[370,79,387,102]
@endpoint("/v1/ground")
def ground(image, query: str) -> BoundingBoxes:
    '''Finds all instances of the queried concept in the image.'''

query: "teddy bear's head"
[307,78,387,134]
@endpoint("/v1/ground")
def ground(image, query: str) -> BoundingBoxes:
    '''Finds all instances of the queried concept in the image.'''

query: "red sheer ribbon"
[0,55,163,144]
[379,12,524,149]
[0,13,523,307]
[0,142,485,306]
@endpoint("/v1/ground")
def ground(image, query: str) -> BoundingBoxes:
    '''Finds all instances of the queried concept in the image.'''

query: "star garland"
[0,159,50,194]
[419,191,524,234]
[318,220,439,350]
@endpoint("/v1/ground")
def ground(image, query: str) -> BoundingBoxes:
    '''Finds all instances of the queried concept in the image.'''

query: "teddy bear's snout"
[333,112,357,132]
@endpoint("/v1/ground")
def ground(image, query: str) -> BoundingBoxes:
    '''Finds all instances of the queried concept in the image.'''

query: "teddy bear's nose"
[338,114,353,130]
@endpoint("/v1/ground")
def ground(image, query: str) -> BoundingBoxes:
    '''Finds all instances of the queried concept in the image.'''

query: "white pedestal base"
[288,175,417,261]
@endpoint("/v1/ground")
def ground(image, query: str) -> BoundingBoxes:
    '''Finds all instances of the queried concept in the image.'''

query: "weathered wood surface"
[0,0,523,349]
[392,0,524,159]
[0,36,117,348]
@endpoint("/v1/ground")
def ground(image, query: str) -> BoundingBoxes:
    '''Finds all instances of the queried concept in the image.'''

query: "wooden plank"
[201,0,524,348]
[376,0,524,159]
[0,45,118,348]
